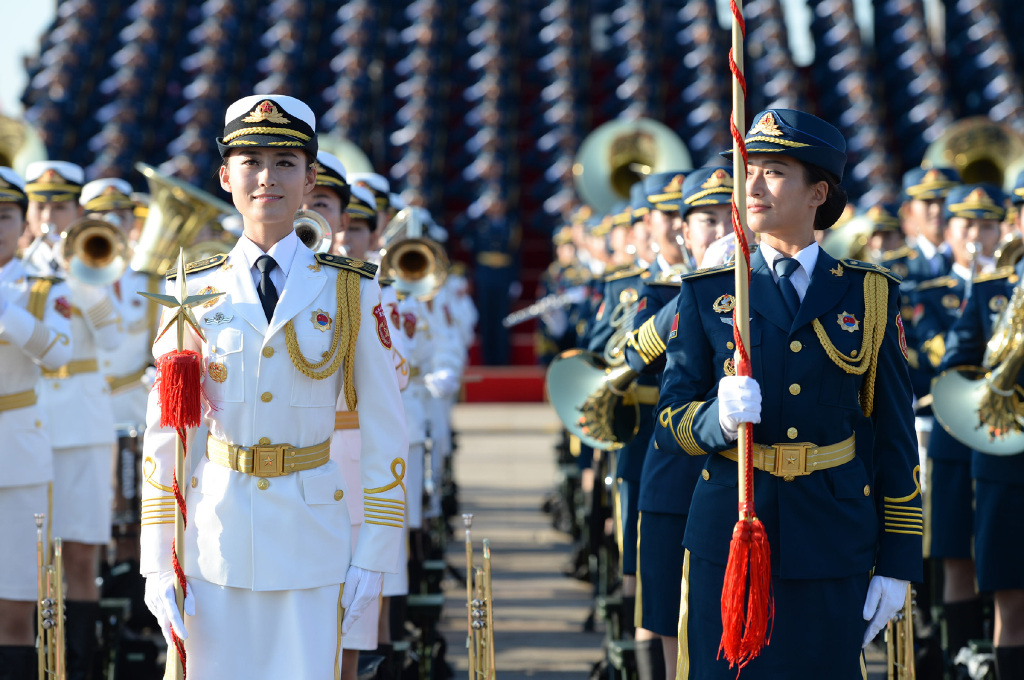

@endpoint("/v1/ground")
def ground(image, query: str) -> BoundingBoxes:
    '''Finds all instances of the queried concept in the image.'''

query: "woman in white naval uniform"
[140,95,407,680]
[0,168,74,679]
[24,160,124,678]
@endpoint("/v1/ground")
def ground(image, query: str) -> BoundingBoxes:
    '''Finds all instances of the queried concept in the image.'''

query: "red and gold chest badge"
[636,297,647,313]
[388,303,400,327]
[896,313,909,361]
[596,300,606,321]
[668,312,679,340]
[54,296,71,319]
[990,295,1008,313]
[941,294,960,310]
[837,311,860,333]
[373,303,392,349]
[311,308,333,332]
[198,286,221,308]
[403,312,417,339]
[208,361,227,383]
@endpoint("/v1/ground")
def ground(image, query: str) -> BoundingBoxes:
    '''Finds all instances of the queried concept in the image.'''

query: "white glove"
[144,571,195,646]
[862,575,909,646]
[425,369,460,399]
[340,566,384,634]
[717,375,761,442]
[540,308,568,337]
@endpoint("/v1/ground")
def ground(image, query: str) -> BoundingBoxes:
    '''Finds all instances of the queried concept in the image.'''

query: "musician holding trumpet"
[24,160,125,679]
[139,94,406,678]
[0,167,73,679]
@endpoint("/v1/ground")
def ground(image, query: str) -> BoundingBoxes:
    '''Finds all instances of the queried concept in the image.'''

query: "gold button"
[52,382,60,389]
[210,346,216,353]
[790,341,802,352]
[787,427,798,439]
[257,479,269,490]
[191,477,197,488]
[35,420,41,428]
[258,437,271,445]
[701,469,710,481]
[262,346,274,358]
[863,485,871,497]
[261,392,272,402]
[334,490,344,501]
[789,383,801,396]
[726,341,734,350]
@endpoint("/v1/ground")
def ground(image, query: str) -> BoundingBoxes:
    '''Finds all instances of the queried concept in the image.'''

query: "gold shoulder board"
[973,266,1017,284]
[915,276,956,292]
[166,253,228,280]
[879,245,913,262]
[678,262,735,281]
[841,259,902,284]
[315,253,378,279]
[604,265,645,282]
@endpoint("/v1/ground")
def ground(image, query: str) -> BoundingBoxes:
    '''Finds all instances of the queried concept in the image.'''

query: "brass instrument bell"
[62,218,128,286]
[293,209,332,253]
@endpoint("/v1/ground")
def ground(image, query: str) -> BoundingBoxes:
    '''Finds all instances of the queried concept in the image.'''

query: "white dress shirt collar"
[237,229,298,289]
[758,240,820,301]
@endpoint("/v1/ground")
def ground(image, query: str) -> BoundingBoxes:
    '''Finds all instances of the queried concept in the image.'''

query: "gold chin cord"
[463,514,496,680]
[35,511,66,680]
[885,583,915,680]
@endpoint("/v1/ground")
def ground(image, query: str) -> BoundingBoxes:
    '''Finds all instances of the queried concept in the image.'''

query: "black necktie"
[255,255,279,322]
[774,256,801,320]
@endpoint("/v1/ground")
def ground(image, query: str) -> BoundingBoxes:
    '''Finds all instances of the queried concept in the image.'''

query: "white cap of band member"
[217,94,318,157]
[80,177,134,211]
[346,184,377,220]
[0,166,28,206]
[389,193,406,211]
[24,161,85,186]
[24,161,85,203]
[314,150,348,186]
[348,172,389,195]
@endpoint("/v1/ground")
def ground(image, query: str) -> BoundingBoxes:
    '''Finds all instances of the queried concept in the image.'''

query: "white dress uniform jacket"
[140,236,407,592]
[0,259,73,486]
[99,267,162,425]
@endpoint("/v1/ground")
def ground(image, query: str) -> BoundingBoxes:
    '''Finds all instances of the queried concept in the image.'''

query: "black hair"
[801,162,848,230]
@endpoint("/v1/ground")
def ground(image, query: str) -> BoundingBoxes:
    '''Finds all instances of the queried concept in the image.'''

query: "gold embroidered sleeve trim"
[659,403,707,456]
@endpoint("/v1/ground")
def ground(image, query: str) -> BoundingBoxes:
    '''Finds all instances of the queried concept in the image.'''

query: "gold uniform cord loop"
[284,270,361,411]
[811,272,888,416]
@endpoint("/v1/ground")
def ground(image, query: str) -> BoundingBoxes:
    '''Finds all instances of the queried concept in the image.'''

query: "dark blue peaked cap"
[720,109,847,182]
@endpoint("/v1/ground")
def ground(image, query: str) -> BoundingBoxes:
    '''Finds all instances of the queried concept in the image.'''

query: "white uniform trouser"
[186,578,343,679]
[52,444,114,544]
[0,482,48,601]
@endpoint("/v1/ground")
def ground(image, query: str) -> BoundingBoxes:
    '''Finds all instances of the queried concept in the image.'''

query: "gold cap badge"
[751,112,784,138]
[242,100,290,125]
[701,169,732,189]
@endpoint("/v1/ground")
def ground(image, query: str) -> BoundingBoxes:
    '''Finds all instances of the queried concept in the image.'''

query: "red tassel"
[719,517,774,672]
[155,350,204,430]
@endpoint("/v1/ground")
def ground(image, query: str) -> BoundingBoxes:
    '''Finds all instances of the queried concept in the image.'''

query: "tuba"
[132,163,239,275]
[545,349,640,450]
[0,115,47,176]
[379,207,448,299]
[317,133,373,174]
[574,118,692,214]
[923,117,1024,189]
[293,209,332,253]
[61,217,128,286]
[931,277,1024,455]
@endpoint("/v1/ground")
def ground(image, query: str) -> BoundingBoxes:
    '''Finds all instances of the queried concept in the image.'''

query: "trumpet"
[463,514,495,680]
[294,209,332,253]
[885,583,915,680]
[379,208,448,299]
[62,218,129,286]
[35,513,65,680]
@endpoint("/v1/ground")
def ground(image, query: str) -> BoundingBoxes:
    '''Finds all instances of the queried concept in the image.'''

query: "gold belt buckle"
[773,443,811,481]
[251,444,290,477]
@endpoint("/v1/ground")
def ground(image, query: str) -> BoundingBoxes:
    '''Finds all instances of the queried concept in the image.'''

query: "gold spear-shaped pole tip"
[138,248,225,348]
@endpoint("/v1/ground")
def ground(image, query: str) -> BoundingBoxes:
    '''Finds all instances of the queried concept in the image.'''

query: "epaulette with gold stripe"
[603,264,643,282]
[841,259,902,285]
[678,262,734,281]
[973,266,1017,284]
[165,253,228,280]
[315,253,378,279]
[915,275,958,292]
[880,245,916,261]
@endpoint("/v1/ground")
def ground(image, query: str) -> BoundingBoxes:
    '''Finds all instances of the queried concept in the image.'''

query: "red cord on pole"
[719,1,774,671]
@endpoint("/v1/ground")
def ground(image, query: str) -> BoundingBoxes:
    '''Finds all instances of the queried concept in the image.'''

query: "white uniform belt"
[41,358,99,379]
[206,434,331,478]
[718,434,856,480]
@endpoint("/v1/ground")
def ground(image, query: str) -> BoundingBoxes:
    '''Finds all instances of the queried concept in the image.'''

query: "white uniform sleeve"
[0,281,73,370]
[139,278,202,576]
[69,278,123,351]
[350,277,409,574]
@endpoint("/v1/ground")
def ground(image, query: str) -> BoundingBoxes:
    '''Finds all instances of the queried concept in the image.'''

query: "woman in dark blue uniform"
[655,109,922,678]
